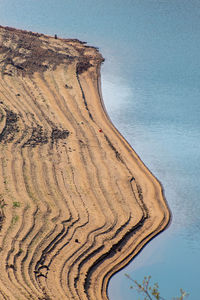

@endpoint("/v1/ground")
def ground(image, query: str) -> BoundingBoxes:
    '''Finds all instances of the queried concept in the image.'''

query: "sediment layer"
[0,26,170,300]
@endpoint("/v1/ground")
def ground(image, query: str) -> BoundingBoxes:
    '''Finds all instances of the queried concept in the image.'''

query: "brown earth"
[0,26,170,300]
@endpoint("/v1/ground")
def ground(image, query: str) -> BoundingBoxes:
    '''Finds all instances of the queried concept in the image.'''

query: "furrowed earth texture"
[0,26,170,300]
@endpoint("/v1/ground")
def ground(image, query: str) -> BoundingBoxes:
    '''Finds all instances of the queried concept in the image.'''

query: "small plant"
[18,248,23,255]
[11,215,19,225]
[0,199,6,209]
[13,201,20,208]
[125,274,189,300]
[0,195,7,217]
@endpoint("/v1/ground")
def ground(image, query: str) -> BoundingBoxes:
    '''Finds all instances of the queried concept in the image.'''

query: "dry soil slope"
[0,26,170,300]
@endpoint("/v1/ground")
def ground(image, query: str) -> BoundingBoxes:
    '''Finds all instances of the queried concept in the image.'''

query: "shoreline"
[0,26,170,300]
[86,64,171,298]
[96,65,171,297]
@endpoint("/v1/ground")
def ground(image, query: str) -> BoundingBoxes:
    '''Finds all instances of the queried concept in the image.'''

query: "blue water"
[1,1,200,299]
[103,76,200,299]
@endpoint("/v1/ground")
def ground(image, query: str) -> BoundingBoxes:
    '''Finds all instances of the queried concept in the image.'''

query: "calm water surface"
[103,75,200,300]
[99,3,200,299]
[1,1,200,299]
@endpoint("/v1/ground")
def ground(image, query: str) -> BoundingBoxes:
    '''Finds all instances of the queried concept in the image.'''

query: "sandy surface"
[0,26,170,300]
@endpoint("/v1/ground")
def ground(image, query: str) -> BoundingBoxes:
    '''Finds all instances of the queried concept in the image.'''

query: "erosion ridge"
[0,26,170,300]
